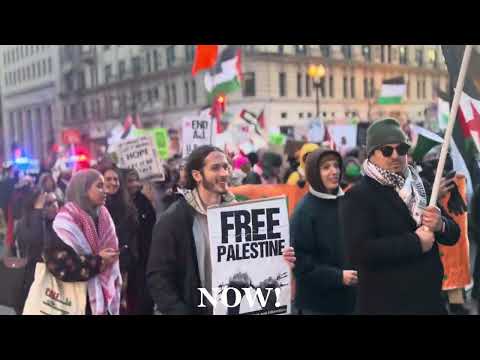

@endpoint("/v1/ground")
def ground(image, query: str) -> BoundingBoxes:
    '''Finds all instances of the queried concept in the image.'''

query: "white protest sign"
[116,136,165,181]
[205,196,291,315]
[182,115,214,158]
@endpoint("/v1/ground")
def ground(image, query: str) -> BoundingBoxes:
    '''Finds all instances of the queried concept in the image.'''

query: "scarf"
[183,189,236,290]
[53,202,122,315]
[362,160,427,225]
[309,186,344,200]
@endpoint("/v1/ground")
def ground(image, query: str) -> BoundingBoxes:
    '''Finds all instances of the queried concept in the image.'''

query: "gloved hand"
[447,183,468,216]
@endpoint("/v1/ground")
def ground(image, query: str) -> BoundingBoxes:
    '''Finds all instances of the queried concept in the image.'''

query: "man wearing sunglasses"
[340,118,460,314]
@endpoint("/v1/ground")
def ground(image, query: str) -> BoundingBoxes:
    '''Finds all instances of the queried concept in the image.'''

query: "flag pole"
[429,45,473,207]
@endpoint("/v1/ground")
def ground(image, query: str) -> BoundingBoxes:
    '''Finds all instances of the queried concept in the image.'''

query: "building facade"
[1,45,449,161]
[0,45,61,161]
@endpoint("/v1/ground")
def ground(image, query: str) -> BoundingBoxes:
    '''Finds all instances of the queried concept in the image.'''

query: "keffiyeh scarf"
[363,160,427,225]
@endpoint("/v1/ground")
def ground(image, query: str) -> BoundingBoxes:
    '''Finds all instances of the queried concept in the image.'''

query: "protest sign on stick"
[205,196,291,315]
[182,116,214,158]
[116,136,165,181]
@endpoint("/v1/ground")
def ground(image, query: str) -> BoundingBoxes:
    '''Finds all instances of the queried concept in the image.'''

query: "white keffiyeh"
[363,160,427,225]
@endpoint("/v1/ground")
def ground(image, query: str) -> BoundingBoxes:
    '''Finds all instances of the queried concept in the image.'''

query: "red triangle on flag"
[192,45,219,76]
[257,110,265,129]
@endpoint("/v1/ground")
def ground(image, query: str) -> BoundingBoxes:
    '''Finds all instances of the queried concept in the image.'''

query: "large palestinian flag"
[442,45,480,191]
[377,76,406,105]
[204,46,242,103]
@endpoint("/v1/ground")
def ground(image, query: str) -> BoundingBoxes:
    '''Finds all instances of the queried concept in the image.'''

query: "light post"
[308,64,326,118]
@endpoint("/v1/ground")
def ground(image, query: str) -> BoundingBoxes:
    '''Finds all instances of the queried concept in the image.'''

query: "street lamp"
[308,64,326,118]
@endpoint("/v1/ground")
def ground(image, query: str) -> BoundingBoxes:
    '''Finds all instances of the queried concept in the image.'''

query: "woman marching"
[101,166,139,314]
[50,169,122,315]
[124,168,157,315]
[289,148,357,315]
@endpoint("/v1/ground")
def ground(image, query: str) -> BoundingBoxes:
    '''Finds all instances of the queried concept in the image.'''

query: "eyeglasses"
[378,143,410,157]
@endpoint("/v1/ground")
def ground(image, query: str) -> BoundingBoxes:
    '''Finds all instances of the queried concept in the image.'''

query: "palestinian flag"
[377,76,406,105]
[192,45,219,76]
[411,125,474,199]
[442,45,480,192]
[204,46,242,103]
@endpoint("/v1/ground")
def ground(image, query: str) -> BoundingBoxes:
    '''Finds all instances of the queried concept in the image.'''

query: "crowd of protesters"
[1,116,479,315]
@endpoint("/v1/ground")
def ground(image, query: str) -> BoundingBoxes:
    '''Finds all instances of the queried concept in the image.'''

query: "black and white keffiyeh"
[362,160,427,225]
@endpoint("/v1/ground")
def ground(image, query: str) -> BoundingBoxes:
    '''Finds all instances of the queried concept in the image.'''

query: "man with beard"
[147,145,236,315]
[340,118,460,314]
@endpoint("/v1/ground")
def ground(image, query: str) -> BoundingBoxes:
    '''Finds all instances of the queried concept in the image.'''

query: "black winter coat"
[130,191,156,314]
[147,197,210,315]
[339,176,460,315]
[291,193,356,314]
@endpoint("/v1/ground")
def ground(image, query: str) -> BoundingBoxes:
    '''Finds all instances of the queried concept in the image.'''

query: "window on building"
[78,71,85,90]
[36,62,41,78]
[278,45,284,54]
[105,65,112,84]
[423,79,427,99]
[295,45,307,55]
[351,76,356,98]
[406,78,410,98]
[416,48,424,66]
[165,85,170,107]
[118,60,126,80]
[70,104,77,121]
[417,79,421,99]
[48,58,52,73]
[306,74,311,97]
[147,89,153,103]
[342,45,352,60]
[281,112,287,119]
[364,77,369,98]
[153,49,160,71]
[362,45,371,62]
[320,78,326,97]
[146,52,152,73]
[381,45,386,63]
[103,45,111,51]
[132,56,141,77]
[65,72,74,92]
[343,76,348,98]
[171,83,177,107]
[329,75,334,98]
[399,46,408,65]
[167,46,176,67]
[297,72,303,97]
[26,66,30,81]
[320,45,331,58]
[299,113,304,119]
[370,78,374,98]
[42,60,47,76]
[184,81,190,104]
[185,45,195,62]
[387,45,392,63]
[191,80,197,104]
[243,72,256,97]
[153,87,159,100]
[82,102,87,119]
[22,67,25,82]
[279,72,287,97]
[350,76,356,99]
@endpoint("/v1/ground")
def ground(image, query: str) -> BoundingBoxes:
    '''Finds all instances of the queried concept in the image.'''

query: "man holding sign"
[340,118,460,314]
[147,145,235,315]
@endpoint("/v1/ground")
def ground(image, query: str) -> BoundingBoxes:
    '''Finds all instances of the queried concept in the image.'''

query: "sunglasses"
[378,143,410,157]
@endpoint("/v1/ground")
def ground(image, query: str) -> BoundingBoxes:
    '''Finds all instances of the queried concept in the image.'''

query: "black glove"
[447,183,468,216]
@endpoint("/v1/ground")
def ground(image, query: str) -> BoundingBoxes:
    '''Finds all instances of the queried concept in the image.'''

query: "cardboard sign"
[182,116,214,158]
[206,196,291,315]
[116,136,164,181]
[133,128,169,160]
